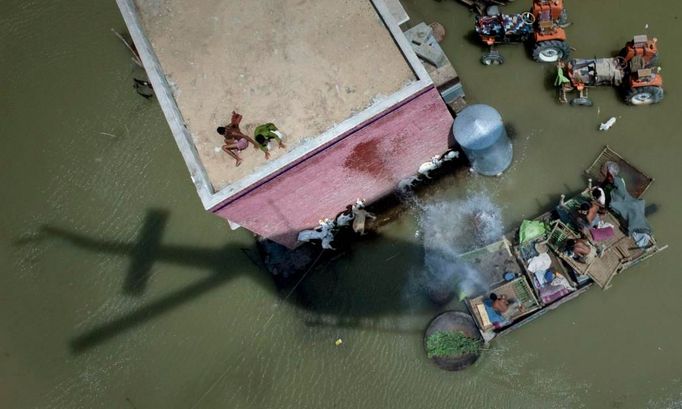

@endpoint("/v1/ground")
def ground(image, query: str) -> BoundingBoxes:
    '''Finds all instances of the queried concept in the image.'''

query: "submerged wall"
[212,87,453,248]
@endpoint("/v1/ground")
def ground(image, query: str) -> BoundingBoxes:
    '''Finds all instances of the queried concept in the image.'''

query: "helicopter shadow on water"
[15,208,448,354]
[18,183,637,354]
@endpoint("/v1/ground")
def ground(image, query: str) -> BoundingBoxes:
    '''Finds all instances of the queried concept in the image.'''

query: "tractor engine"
[620,35,659,68]
[569,58,624,87]
[531,0,567,25]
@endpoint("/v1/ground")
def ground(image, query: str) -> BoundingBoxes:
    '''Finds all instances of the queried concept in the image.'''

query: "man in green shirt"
[555,62,572,104]
[254,123,286,159]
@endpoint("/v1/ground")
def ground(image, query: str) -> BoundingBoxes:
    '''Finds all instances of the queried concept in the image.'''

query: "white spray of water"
[412,192,504,301]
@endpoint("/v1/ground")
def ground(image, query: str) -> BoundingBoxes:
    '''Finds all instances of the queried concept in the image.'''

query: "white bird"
[599,117,617,131]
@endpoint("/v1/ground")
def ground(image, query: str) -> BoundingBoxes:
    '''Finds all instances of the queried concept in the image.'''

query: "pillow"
[591,226,614,241]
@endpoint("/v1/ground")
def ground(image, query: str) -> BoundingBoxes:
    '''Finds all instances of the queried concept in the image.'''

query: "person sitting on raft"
[592,186,607,208]
[254,123,286,159]
[577,201,601,232]
[218,112,258,167]
[565,238,598,264]
[597,161,620,204]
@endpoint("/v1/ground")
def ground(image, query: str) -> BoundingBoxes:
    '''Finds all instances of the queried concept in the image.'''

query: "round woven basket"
[424,311,483,371]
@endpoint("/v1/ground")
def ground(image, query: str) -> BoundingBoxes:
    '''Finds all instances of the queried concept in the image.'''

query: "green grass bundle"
[426,331,481,358]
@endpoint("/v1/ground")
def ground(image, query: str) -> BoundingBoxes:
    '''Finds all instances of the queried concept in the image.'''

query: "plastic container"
[453,104,513,176]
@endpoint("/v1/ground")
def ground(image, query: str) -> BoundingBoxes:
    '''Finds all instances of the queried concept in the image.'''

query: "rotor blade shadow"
[70,273,229,353]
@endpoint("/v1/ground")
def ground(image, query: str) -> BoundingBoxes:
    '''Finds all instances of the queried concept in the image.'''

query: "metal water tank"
[453,104,512,176]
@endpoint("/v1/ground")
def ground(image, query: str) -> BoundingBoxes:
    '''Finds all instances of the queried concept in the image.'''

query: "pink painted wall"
[213,87,453,248]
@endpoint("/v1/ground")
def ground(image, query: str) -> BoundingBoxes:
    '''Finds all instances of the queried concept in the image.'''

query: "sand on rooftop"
[134,0,416,192]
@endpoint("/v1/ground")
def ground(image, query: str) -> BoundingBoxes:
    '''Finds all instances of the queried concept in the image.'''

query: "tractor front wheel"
[624,86,664,105]
[570,97,593,107]
[481,51,504,66]
[532,40,570,63]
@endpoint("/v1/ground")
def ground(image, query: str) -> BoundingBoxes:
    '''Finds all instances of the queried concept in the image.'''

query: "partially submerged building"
[117,0,460,247]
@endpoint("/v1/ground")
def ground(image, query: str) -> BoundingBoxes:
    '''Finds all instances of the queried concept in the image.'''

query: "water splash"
[413,192,504,302]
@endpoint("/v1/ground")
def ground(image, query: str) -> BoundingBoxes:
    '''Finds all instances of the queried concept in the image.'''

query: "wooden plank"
[428,64,458,88]
[466,298,493,332]
[584,247,622,288]
[476,303,493,328]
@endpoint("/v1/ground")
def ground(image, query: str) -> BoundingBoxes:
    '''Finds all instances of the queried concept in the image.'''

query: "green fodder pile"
[426,330,481,358]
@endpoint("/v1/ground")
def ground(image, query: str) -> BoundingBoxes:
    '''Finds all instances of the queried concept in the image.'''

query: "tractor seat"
[538,19,554,31]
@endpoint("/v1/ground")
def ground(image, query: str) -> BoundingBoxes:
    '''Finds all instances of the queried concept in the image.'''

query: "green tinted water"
[1,0,681,408]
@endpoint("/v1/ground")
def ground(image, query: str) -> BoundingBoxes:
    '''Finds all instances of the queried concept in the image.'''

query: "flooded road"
[1,0,681,408]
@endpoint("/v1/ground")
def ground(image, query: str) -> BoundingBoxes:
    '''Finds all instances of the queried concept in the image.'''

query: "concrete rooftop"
[131,0,417,197]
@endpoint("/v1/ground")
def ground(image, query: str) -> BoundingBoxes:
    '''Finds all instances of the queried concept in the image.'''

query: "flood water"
[2,0,681,408]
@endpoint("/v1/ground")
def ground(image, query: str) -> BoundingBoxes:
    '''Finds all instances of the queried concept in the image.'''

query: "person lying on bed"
[482,293,510,327]
[488,293,523,319]
[491,293,510,313]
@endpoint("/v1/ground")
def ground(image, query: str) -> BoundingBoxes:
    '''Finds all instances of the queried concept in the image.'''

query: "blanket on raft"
[609,177,651,235]
[535,273,574,304]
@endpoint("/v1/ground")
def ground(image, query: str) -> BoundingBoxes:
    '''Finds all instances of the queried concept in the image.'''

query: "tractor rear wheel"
[532,40,570,63]
[625,86,664,105]
[570,96,593,107]
[481,52,504,65]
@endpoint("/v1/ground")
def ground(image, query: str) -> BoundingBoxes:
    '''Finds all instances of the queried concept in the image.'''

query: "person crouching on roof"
[218,111,258,167]
[254,123,286,159]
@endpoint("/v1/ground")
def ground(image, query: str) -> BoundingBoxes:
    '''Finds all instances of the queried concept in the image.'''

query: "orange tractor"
[475,0,570,65]
[556,35,664,106]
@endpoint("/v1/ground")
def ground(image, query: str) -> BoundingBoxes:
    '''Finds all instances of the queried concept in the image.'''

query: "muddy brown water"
[1,0,681,408]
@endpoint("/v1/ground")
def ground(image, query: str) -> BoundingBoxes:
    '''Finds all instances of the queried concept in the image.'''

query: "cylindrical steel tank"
[453,104,512,176]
